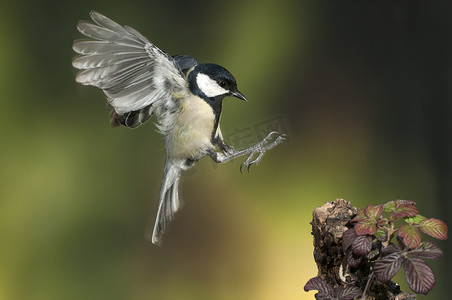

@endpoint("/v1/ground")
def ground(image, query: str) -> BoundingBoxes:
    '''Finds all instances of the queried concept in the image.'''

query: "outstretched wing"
[72,11,192,125]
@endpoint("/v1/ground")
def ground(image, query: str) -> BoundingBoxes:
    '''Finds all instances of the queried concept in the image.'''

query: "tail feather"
[145,160,182,245]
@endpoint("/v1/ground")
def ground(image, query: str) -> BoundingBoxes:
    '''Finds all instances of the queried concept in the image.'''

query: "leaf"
[314,293,336,300]
[351,209,367,223]
[384,200,396,213]
[354,219,377,236]
[404,214,426,225]
[381,243,402,255]
[347,252,363,268]
[385,199,416,213]
[396,235,406,249]
[304,276,335,296]
[342,229,356,253]
[398,224,421,249]
[377,218,388,227]
[367,246,381,261]
[390,203,419,221]
[373,252,404,282]
[366,204,383,220]
[351,235,372,256]
[408,242,443,259]
[396,199,417,206]
[374,227,388,242]
[419,218,448,240]
[403,257,436,295]
[335,285,363,300]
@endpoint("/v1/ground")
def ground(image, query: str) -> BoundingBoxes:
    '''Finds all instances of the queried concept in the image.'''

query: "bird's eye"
[218,80,227,88]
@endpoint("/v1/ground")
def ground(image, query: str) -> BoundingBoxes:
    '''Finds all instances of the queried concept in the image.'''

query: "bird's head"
[188,63,246,102]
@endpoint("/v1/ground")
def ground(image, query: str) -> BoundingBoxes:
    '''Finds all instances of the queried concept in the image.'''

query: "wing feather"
[73,41,144,55]
[72,52,150,69]
[72,11,191,118]
[89,10,131,34]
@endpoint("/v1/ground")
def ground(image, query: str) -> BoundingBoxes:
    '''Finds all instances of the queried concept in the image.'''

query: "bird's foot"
[240,131,287,173]
[221,143,235,156]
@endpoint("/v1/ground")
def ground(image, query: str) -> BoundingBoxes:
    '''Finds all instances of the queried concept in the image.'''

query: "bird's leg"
[213,136,235,156]
[208,131,286,173]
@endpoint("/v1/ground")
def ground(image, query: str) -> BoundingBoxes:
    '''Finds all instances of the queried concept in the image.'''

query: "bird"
[72,11,286,245]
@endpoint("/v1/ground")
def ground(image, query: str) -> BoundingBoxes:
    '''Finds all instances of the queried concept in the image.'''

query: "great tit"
[72,11,286,245]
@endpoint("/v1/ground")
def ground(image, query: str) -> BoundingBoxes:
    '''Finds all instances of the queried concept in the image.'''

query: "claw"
[240,152,254,174]
[250,152,264,166]
[237,131,287,174]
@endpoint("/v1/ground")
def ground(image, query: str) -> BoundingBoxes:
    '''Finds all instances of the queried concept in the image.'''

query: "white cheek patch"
[196,73,229,98]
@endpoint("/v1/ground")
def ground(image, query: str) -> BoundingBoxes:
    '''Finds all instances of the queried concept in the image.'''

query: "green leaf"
[403,257,435,295]
[419,218,448,240]
[404,215,426,225]
[374,227,388,242]
[398,224,421,249]
[384,200,396,213]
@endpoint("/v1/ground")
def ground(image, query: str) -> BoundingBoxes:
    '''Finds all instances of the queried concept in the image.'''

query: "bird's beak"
[231,90,247,101]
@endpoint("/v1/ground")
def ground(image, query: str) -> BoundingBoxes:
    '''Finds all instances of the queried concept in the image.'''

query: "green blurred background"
[1,0,451,299]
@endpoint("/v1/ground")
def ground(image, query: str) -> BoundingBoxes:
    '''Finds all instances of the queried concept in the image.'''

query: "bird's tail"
[145,159,182,245]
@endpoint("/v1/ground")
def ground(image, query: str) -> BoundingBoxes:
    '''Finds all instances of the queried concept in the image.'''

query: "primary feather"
[72,11,189,116]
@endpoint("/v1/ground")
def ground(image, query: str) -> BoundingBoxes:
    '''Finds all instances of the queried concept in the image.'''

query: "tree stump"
[309,199,416,300]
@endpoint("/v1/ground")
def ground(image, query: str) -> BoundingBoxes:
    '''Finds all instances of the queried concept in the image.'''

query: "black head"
[187,63,246,102]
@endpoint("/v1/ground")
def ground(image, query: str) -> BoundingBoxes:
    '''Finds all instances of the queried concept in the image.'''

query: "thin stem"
[361,271,374,300]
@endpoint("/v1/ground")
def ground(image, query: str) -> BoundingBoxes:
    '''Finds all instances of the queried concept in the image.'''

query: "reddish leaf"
[419,218,448,240]
[391,203,419,221]
[347,251,363,268]
[396,199,416,205]
[351,209,367,223]
[354,219,377,236]
[378,218,388,227]
[342,229,356,253]
[408,242,443,259]
[351,235,372,256]
[403,257,435,295]
[381,243,402,255]
[366,204,383,220]
[385,200,416,213]
[335,285,363,300]
[314,293,335,300]
[373,252,404,282]
[304,276,335,298]
[398,224,421,249]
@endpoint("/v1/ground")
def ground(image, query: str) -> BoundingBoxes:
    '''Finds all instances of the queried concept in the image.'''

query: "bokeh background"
[1,0,451,299]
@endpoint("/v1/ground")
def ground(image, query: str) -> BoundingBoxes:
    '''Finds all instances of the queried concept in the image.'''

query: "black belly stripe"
[206,96,223,141]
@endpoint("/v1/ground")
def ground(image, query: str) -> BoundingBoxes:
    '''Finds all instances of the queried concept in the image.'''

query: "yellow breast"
[166,95,215,161]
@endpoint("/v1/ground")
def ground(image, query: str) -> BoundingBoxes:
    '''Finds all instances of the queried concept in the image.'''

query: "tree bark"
[310,199,416,300]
